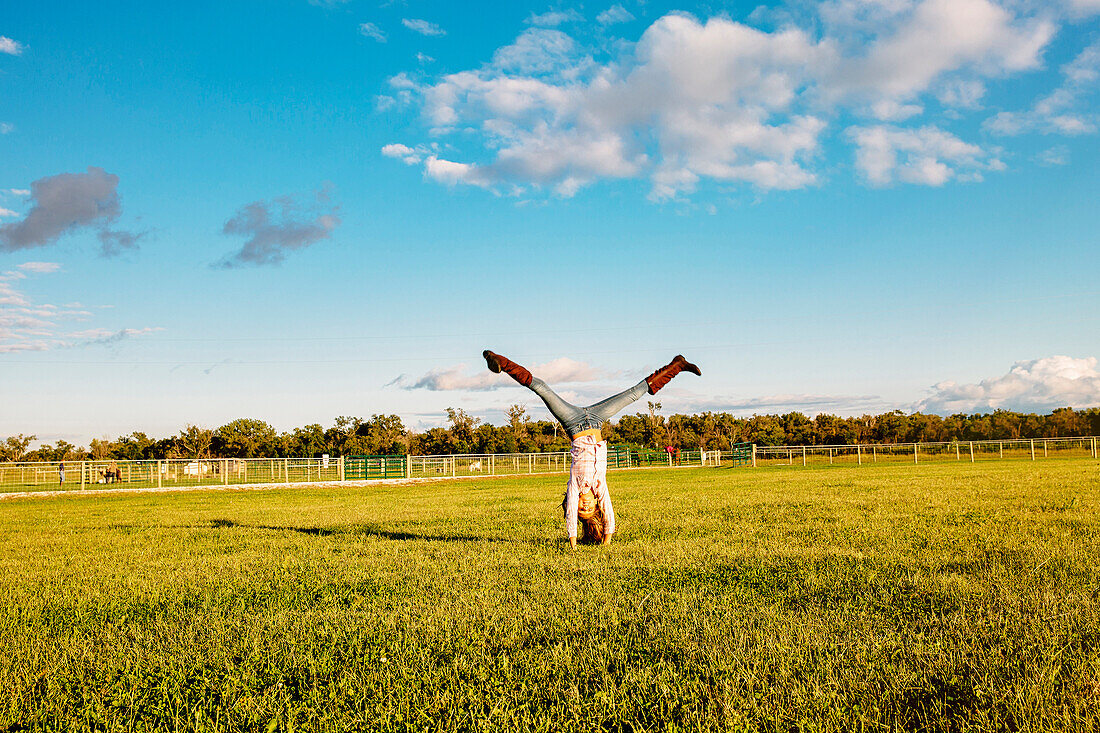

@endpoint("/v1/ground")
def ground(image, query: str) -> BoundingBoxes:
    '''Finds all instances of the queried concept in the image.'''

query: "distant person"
[483,350,700,549]
[58,462,65,487]
[109,461,119,484]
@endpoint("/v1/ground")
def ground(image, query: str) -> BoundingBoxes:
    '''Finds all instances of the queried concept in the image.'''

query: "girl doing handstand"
[482,351,700,548]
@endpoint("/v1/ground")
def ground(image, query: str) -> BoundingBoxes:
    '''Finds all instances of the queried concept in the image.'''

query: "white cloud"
[870,99,923,120]
[1034,145,1069,166]
[381,143,426,165]
[358,23,386,42]
[402,19,445,37]
[825,0,1054,101]
[916,356,1100,414]
[423,156,493,188]
[18,261,61,273]
[0,122,12,134]
[1,264,158,354]
[937,79,986,109]
[525,9,584,27]
[6,189,30,196]
[387,2,1062,200]
[597,5,635,25]
[1065,0,1100,18]
[849,124,1001,186]
[985,39,1100,136]
[391,357,606,392]
[684,392,886,416]
[0,208,17,218]
[0,36,23,55]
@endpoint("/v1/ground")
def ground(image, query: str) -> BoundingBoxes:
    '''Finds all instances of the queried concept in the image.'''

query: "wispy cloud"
[389,357,607,391]
[359,22,386,42]
[0,265,160,354]
[0,167,144,256]
[682,393,887,416]
[525,9,584,26]
[402,18,445,37]
[596,5,634,25]
[915,356,1100,414]
[217,186,341,268]
[18,261,61,274]
[985,39,1100,136]
[0,36,23,55]
[848,125,1004,186]
[0,122,13,135]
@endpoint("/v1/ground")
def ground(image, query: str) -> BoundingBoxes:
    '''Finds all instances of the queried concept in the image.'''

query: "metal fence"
[0,446,708,495]
[750,436,1100,467]
[2,436,1097,494]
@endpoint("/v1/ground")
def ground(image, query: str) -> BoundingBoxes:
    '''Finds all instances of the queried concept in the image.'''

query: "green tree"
[213,419,278,457]
[174,425,213,459]
[0,434,35,462]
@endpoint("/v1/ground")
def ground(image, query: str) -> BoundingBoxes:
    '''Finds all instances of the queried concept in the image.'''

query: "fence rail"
[1,436,1097,494]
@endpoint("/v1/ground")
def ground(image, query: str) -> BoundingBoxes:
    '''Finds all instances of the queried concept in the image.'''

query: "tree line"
[3,405,1099,462]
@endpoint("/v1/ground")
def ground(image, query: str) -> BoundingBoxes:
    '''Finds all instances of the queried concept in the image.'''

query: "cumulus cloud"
[402,19,445,37]
[916,356,1100,414]
[0,208,16,218]
[0,167,143,255]
[597,5,634,25]
[217,187,341,268]
[0,36,23,55]
[387,0,1066,200]
[849,124,1003,185]
[390,357,606,392]
[358,22,386,42]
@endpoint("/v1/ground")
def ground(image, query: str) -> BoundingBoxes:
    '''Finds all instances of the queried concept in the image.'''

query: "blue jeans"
[528,377,649,439]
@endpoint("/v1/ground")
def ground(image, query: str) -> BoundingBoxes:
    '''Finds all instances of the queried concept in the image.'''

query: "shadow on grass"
[207,518,527,543]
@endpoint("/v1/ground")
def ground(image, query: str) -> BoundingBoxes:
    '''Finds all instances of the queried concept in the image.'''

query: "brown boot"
[645,355,701,394]
[483,350,533,387]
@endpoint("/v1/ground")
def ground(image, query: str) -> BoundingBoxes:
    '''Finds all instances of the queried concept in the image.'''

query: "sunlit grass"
[1,460,1098,731]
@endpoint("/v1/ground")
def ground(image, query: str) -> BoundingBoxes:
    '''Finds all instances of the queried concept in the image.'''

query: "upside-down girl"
[482,350,700,549]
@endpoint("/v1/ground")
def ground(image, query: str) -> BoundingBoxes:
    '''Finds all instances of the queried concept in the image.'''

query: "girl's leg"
[583,379,649,424]
[528,378,586,437]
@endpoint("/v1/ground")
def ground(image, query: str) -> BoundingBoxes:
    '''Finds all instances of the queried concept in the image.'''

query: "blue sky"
[2,0,1100,445]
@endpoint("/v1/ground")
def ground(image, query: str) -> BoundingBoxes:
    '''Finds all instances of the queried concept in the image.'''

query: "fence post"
[1093,437,1097,459]
[1043,440,1047,459]
[970,441,974,462]
[752,444,757,468]
[802,446,806,466]
[284,457,289,483]
[956,443,960,461]
[80,461,85,490]
[1030,439,1035,461]
[157,461,162,489]
[999,441,1003,459]
[914,444,918,464]
[223,459,228,485]
[829,448,833,465]
[668,451,673,467]
[857,444,862,466]
[873,445,877,463]
[339,456,345,482]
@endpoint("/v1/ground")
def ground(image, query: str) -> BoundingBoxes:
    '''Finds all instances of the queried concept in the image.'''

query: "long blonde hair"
[576,490,606,544]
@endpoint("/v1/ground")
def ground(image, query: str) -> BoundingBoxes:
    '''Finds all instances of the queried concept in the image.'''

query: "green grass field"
[2,460,1098,732]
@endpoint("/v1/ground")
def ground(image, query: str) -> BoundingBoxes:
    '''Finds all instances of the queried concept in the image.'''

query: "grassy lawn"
[1,460,1098,732]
